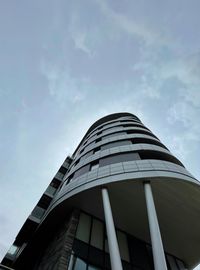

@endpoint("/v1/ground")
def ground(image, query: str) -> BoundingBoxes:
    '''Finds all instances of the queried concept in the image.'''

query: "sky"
[0,0,200,268]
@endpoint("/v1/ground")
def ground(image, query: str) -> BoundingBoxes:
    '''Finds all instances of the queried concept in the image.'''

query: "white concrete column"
[144,181,168,270]
[101,188,123,270]
[68,251,75,270]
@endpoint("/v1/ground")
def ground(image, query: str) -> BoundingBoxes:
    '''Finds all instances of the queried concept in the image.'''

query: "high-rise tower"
[1,112,200,270]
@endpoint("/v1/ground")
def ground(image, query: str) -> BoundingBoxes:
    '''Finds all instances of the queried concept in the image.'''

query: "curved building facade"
[2,112,200,270]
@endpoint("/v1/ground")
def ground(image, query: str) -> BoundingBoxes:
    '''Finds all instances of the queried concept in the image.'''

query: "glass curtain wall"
[69,212,187,270]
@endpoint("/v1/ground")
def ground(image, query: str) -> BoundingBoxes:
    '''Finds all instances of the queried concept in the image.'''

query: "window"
[8,245,19,256]
[95,138,101,143]
[55,171,64,180]
[59,166,68,174]
[91,219,104,250]
[97,131,102,136]
[73,160,79,166]
[73,212,159,270]
[83,140,88,146]
[80,148,85,155]
[50,179,60,188]
[117,231,130,262]
[37,195,52,209]
[71,256,102,270]
[90,162,99,171]
[45,185,57,196]
[31,206,46,219]
[76,213,91,243]
[71,152,141,180]
[93,147,101,154]
[105,238,109,253]
[73,257,87,270]
[67,173,74,183]
[128,238,151,270]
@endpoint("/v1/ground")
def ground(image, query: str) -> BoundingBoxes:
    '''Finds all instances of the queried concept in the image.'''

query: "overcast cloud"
[0,0,200,268]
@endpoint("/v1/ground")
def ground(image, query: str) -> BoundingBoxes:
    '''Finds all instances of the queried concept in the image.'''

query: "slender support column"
[68,251,75,270]
[144,182,167,270]
[101,188,123,270]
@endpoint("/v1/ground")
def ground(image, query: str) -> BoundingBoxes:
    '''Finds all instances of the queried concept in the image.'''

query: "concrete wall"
[33,210,79,270]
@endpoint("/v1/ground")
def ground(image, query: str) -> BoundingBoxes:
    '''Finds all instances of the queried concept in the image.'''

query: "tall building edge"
[1,112,200,270]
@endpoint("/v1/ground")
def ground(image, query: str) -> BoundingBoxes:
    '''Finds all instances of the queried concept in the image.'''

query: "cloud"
[94,0,170,45]
[40,60,88,106]
[167,100,200,143]
[68,12,94,57]
[71,30,93,57]
[159,52,200,105]
[169,135,190,161]
[167,101,198,129]
[165,90,200,165]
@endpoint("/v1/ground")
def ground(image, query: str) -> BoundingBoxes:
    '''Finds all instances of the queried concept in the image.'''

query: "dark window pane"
[88,247,104,268]
[37,195,52,209]
[146,245,154,270]
[80,148,84,154]
[67,173,74,183]
[50,179,60,188]
[76,213,91,243]
[128,237,151,270]
[105,253,111,270]
[94,147,101,154]
[90,219,104,249]
[73,240,89,260]
[117,231,130,262]
[122,261,132,270]
[59,166,68,174]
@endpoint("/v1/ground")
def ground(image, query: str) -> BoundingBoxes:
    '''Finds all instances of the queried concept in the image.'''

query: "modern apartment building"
[1,112,200,270]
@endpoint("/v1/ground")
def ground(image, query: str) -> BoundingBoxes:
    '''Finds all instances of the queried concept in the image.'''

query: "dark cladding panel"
[101,140,132,151]
[74,164,90,178]
[99,152,140,167]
